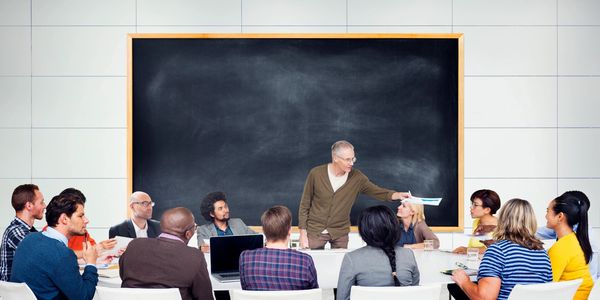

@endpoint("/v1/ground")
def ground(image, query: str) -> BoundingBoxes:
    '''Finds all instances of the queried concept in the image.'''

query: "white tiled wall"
[0,0,598,249]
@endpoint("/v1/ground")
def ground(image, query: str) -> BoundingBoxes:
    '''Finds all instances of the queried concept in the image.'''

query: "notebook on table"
[209,234,264,282]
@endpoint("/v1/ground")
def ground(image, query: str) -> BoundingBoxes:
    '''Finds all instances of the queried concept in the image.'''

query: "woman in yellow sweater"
[546,191,594,300]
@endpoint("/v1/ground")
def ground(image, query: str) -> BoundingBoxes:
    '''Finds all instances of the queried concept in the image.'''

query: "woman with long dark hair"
[546,191,594,300]
[336,205,419,300]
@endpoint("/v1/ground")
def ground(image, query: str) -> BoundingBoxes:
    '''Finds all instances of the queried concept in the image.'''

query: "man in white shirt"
[108,191,161,239]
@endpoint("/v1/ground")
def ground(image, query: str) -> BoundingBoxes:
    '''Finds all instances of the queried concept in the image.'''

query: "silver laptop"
[210,234,263,282]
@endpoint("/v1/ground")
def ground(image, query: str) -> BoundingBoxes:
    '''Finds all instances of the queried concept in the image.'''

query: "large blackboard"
[129,34,463,230]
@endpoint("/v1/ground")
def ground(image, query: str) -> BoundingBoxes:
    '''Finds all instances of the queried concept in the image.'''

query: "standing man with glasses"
[299,140,410,249]
[109,191,161,239]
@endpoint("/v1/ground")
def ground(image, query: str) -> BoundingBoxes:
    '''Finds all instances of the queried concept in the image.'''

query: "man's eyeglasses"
[470,204,483,209]
[132,201,155,208]
[336,155,357,164]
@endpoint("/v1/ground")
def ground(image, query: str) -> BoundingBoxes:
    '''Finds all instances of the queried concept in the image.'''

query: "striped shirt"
[478,240,553,300]
[239,248,318,290]
[0,217,37,281]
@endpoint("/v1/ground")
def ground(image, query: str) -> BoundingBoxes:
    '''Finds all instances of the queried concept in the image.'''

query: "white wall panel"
[0,129,31,178]
[436,232,453,250]
[32,77,125,128]
[559,0,600,25]
[465,129,557,178]
[347,26,452,34]
[0,27,31,76]
[456,26,556,76]
[558,179,600,227]
[137,26,241,34]
[35,178,127,228]
[32,0,135,25]
[0,77,31,128]
[465,178,557,229]
[558,77,600,127]
[242,26,347,34]
[32,27,133,76]
[242,0,345,26]
[0,0,30,25]
[465,77,557,127]
[348,0,451,26]
[86,228,110,242]
[453,0,555,25]
[558,129,600,178]
[32,129,126,178]
[559,27,600,75]
[138,0,241,26]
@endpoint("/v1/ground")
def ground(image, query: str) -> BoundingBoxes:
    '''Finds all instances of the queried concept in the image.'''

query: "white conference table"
[98,248,477,290]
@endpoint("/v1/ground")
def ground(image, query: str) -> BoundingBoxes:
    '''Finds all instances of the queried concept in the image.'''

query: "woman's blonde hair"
[493,198,544,250]
[400,202,426,226]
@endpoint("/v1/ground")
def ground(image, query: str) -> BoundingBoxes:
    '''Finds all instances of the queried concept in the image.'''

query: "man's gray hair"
[331,140,354,156]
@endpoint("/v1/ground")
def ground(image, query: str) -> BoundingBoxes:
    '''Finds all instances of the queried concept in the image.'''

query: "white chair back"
[230,288,322,300]
[95,286,182,300]
[0,281,36,300]
[507,279,582,300]
[350,284,442,300]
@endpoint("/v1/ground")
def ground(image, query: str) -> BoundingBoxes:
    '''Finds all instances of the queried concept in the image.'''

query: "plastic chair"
[95,286,182,300]
[350,284,442,300]
[507,279,582,300]
[230,288,322,300]
[0,281,36,300]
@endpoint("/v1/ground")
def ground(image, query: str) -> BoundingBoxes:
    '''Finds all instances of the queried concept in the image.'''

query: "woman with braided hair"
[336,205,420,300]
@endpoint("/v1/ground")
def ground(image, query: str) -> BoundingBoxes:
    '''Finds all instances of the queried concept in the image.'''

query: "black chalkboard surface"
[129,34,463,230]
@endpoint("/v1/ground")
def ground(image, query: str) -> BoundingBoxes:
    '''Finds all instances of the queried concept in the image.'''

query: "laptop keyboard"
[219,272,239,278]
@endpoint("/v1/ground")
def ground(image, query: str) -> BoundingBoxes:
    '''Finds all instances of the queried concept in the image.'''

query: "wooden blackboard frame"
[127,33,464,232]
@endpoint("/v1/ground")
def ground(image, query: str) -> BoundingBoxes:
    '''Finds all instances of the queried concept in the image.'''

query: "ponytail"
[575,197,592,264]
[553,191,593,264]
[382,245,400,286]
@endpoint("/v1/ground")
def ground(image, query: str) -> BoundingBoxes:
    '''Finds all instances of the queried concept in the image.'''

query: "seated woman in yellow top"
[546,191,594,300]
[453,189,501,254]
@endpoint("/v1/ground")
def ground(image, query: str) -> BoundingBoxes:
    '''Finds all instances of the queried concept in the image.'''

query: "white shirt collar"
[131,219,148,238]
[42,226,69,247]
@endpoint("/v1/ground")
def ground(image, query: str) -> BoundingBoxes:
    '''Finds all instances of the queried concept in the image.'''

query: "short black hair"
[59,188,86,203]
[200,191,227,222]
[45,193,85,227]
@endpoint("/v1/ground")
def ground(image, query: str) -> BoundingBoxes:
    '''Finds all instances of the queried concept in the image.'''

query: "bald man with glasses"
[109,191,162,239]
[298,140,410,249]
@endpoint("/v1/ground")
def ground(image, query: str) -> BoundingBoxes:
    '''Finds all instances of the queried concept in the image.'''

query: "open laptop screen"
[210,234,264,274]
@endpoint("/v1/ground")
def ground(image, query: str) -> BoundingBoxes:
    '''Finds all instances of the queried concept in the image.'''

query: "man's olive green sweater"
[298,164,395,240]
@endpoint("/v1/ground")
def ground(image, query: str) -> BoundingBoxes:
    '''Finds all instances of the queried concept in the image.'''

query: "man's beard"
[216,215,230,223]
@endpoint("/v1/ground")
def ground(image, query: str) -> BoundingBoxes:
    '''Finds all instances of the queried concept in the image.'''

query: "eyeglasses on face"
[132,201,155,208]
[470,203,483,209]
[336,155,357,164]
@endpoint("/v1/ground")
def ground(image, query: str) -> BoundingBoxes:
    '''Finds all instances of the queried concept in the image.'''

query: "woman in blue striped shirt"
[451,198,553,300]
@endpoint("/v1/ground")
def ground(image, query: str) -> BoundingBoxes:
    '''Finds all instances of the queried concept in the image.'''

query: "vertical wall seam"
[30,0,33,183]
[556,0,559,195]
